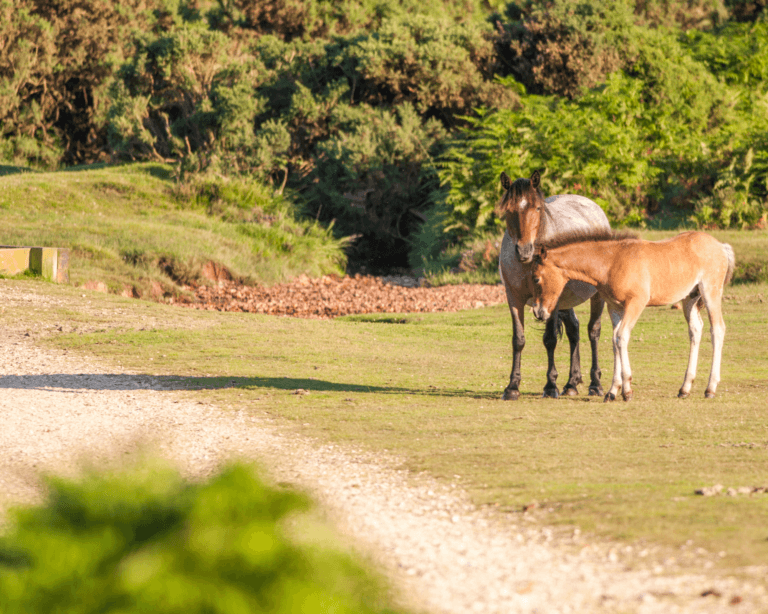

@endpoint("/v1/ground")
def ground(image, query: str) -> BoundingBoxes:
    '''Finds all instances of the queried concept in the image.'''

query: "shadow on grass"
[0,373,502,400]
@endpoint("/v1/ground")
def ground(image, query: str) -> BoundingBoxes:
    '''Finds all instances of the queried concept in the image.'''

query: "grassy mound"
[0,163,346,298]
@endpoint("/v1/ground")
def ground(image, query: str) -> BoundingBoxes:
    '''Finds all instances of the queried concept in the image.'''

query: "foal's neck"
[549,241,615,285]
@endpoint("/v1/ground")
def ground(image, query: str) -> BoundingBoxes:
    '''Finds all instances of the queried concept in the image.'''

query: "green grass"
[0,163,345,296]
[4,256,765,571]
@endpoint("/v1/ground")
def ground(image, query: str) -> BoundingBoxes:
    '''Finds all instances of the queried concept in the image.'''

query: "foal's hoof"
[603,392,616,403]
[588,385,604,397]
[622,391,633,402]
[705,389,716,399]
[563,384,579,397]
[542,387,560,399]
[677,390,690,399]
[502,388,520,401]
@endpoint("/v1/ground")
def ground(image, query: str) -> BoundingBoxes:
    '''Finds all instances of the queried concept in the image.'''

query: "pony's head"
[495,170,547,263]
[530,246,568,322]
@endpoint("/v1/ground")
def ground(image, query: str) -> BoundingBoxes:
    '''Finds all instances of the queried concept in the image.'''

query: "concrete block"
[0,246,71,283]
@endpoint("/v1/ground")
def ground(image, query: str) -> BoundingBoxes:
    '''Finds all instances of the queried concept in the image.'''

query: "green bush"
[432,16,768,265]
[0,0,156,168]
[0,463,401,614]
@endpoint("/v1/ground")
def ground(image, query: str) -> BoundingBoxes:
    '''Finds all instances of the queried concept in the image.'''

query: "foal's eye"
[533,277,540,285]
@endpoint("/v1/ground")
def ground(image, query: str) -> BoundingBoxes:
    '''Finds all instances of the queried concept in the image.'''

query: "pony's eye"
[533,277,540,284]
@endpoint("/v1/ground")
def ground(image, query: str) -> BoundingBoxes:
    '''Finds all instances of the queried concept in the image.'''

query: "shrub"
[0,0,156,167]
[0,463,401,614]
[492,0,638,98]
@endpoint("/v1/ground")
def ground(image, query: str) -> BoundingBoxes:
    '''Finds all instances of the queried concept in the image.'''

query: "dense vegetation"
[2,0,767,275]
[0,463,401,614]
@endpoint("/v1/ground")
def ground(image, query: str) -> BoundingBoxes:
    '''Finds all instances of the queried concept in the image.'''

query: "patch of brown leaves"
[183,274,506,319]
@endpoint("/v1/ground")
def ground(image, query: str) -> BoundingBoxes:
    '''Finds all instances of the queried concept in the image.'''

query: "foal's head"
[495,170,547,263]
[530,246,568,322]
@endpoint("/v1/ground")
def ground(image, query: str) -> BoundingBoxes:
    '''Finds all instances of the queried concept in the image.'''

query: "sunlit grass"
[2,273,760,570]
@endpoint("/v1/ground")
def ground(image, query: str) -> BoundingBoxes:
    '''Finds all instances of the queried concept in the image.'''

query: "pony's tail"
[722,243,736,286]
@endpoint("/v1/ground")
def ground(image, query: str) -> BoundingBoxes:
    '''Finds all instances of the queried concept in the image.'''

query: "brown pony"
[496,171,611,399]
[530,229,735,401]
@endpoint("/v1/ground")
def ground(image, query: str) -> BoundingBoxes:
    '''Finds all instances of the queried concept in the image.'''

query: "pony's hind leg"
[561,308,583,396]
[587,294,604,396]
[678,295,704,399]
[542,311,562,398]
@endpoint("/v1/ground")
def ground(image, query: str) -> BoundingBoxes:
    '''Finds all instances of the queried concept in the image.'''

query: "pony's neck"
[537,202,550,241]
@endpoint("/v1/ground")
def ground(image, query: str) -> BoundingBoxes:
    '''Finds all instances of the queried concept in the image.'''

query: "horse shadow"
[0,373,501,400]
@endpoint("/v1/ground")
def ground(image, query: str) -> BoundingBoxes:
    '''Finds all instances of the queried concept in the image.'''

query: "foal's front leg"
[604,306,624,402]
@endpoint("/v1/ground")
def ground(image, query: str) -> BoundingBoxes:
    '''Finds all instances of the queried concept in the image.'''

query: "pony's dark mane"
[497,176,549,239]
[540,228,640,251]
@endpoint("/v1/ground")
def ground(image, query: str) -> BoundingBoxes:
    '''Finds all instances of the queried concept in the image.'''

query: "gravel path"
[1,282,767,614]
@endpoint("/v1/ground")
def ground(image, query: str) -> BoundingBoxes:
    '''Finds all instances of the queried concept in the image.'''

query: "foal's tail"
[722,243,736,286]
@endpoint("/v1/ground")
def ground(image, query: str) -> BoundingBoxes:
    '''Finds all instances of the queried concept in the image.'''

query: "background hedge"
[2,0,767,274]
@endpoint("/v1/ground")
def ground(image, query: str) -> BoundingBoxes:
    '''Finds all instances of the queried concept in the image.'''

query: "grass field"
[4,242,766,571]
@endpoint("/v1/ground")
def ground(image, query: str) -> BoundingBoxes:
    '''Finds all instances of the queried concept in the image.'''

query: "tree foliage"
[2,0,767,272]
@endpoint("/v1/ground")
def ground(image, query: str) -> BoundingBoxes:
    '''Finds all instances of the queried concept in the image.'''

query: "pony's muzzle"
[516,241,535,263]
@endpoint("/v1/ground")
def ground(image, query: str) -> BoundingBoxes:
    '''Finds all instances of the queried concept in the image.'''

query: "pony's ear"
[530,170,541,190]
[534,245,547,263]
[500,171,511,191]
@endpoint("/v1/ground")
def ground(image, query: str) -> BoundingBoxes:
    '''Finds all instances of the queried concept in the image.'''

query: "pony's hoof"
[502,388,520,401]
[563,384,579,397]
[678,390,690,399]
[604,392,616,403]
[705,389,716,399]
[588,386,604,397]
[542,387,560,399]
[622,391,633,402]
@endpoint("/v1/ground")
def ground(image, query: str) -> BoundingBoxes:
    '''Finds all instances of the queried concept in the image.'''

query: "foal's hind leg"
[678,295,704,399]
[542,311,562,398]
[587,294,605,396]
[561,309,583,396]
[700,279,727,398]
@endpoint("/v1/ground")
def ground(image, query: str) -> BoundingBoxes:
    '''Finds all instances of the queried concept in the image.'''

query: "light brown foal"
[531,230,735,401]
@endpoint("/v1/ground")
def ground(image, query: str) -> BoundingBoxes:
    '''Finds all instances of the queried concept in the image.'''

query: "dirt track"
[1,280,767,614]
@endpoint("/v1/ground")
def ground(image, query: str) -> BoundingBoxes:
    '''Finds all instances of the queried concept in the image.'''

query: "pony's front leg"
[678,296,703,398]
[604,306,624,402]
[561,308,583,396]
[502,298,526,401]
[542,311,562,398]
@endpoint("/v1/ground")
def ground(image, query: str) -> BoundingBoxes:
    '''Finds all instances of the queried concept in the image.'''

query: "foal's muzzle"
[532,304,550,322]
[516,241,534,263]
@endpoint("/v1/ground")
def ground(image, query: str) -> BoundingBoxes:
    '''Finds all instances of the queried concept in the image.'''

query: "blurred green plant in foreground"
[0,463,401,614]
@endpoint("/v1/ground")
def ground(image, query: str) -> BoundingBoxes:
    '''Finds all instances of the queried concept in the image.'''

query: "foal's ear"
[500,171,511,191]
[530,170,541,189]
[534,245,547,263]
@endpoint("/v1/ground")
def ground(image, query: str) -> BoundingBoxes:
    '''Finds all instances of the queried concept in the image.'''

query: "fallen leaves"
[183,274,506,319]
